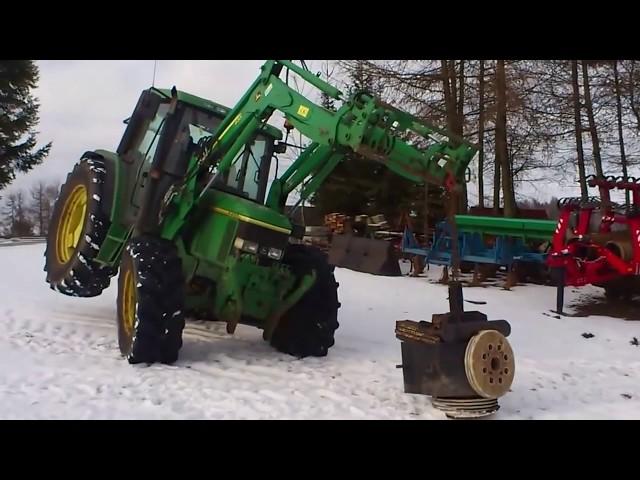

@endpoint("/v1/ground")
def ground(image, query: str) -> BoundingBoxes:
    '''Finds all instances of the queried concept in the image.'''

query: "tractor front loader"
[45,60,477,365]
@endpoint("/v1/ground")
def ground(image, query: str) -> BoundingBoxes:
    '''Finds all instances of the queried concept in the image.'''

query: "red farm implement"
[548,175,640,312]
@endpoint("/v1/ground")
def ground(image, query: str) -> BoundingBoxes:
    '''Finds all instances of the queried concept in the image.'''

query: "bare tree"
[495,60,516,217]
[43,181,60,231]
[628,60,640,131]
[571,60,588,199]
[30,181,47,235]
[582,61,604,178]
[612,60,630,207]
[3,190,34,236]
[332,59,640,219]
[477,60,486,208]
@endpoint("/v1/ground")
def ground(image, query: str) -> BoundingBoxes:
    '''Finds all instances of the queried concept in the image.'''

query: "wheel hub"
[122,269,136,336]
[55,184,87,263]
[464,329,515,399]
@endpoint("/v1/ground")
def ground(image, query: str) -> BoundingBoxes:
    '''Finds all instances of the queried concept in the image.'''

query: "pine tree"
[0,61,51,192]
[3,190,34,236]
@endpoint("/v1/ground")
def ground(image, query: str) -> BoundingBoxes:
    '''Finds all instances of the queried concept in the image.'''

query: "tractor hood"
[203,189,292,235]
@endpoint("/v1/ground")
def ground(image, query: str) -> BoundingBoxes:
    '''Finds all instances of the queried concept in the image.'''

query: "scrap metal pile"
[395,282,515,418]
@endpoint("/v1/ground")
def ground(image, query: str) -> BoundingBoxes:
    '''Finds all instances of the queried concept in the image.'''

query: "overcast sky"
[8,61,270,190]
[6,60,634,205]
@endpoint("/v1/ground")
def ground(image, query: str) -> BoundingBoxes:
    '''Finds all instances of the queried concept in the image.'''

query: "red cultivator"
[548,175,640,312]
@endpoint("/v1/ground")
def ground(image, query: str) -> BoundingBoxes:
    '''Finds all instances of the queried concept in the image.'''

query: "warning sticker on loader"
[297,105,310,118]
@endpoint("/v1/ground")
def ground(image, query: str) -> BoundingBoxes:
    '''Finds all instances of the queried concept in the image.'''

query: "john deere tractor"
[45,60,477,365]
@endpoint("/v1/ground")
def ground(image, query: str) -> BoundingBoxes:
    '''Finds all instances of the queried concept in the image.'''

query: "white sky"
[10,61,269,190]
[4,60,638,207]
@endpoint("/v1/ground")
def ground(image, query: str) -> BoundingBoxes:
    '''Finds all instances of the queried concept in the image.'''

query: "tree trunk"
[629,60,640,131]
[6,196,17,232]
[441,61,455,131]
[29,183,44,235]
[457,60,468,212]
[571,60,588,200]
[492,61,500,214]
[495,60,516,217]
[423,183,430,243]
[448,61,457,126]
[493,162,501,213]
[39,194,44,235]
[613,60,630,208]
[477,60,485,208]
[441,60,467,212]
[581,61,604,178]
[457,61,465,124]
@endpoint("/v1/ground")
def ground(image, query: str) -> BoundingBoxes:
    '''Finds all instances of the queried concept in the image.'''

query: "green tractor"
[45,60,477,365]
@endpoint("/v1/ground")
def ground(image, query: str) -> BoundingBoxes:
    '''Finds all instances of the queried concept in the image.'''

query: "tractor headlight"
[234,237,259,254]
[267,247,284,260]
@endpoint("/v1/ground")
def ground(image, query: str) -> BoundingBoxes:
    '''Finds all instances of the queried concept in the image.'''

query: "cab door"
[129,103,170,210]
[114,89,169,225]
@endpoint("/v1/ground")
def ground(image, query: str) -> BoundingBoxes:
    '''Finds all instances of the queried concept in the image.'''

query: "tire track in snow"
[0,308,118,359]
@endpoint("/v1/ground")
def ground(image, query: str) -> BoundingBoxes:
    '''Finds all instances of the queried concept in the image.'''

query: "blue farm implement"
[402,215,557,283]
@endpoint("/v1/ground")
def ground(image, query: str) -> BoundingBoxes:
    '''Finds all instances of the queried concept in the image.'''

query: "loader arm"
[167,60,478,234]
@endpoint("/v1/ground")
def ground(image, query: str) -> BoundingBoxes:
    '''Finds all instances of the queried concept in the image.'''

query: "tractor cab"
[116,87,283,227]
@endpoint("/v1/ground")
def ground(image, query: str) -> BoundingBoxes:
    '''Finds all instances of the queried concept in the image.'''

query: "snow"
[0,241,639,419]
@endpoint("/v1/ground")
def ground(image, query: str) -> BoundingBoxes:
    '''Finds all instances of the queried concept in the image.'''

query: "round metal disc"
[432,397,500,419]
[464,330,515,399]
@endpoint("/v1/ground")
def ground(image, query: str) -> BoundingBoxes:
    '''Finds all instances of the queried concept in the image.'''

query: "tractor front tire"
[44,155,116,297]
[117,236,186,365]
[270,245,340,358]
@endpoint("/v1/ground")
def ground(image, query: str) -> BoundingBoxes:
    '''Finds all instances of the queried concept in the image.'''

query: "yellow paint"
[297,105,310,118]
[212,207,291,234]
[218,114,242,141]
[209,113,243,152]
[55,184,88,263]
[122,268,136,336]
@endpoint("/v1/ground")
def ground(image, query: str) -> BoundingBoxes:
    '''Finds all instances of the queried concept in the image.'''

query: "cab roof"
[152,87,282,140]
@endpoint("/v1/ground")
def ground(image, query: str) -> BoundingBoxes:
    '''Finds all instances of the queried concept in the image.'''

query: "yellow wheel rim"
[55,184,88,263]
[122,269,136,336]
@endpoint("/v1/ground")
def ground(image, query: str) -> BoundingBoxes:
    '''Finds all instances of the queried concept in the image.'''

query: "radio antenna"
[152,60,158,87]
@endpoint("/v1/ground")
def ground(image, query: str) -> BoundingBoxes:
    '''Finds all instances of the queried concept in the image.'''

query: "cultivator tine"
[410,255,425,277]
[471,264,482,286]
[503,268,517,291]
[439,266,449,284]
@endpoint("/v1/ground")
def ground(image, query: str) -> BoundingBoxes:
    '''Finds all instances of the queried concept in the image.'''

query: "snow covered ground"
[0,241,639,419]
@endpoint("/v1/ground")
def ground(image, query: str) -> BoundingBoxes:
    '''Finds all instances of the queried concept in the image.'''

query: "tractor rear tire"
[44,155,116,297]
[270,245,340,358]
[117,235,186,365]
[604,281,633,302]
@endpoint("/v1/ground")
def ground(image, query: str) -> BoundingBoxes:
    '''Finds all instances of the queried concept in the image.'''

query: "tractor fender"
[82,149,119,220]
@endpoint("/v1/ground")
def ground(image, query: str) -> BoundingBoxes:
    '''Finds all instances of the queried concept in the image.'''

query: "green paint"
[454,215,557,241]
[80,60,478,334]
